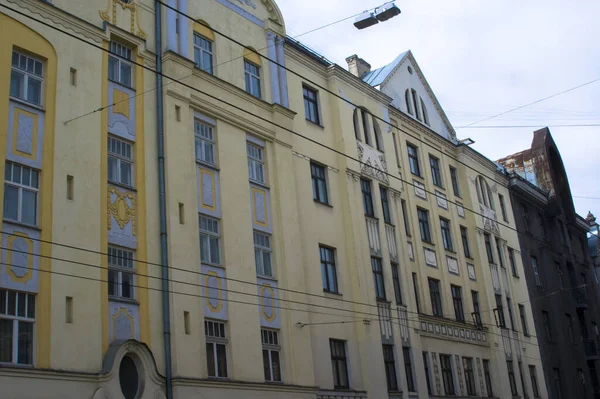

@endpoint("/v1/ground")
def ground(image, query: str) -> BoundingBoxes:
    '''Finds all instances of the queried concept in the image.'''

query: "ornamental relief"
[357,142,388,184]
[108,187,136,234]
[100,0,147,39]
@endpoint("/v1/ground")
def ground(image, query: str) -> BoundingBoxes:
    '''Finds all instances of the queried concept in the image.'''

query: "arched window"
[420,98,429,126]
[119,355,140,399]
[405,89,413,115]
[411,89,421,122]
[476,176,495,210]
[353,108,361,140]
[361,108,372,146]
[354,107,383,151]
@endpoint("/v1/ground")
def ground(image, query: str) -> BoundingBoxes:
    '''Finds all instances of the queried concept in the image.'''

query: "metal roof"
[361,51,409,86]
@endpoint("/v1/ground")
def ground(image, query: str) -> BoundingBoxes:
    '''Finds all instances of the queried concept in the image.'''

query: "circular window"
[119,356,139,399]
[407,66,413,74]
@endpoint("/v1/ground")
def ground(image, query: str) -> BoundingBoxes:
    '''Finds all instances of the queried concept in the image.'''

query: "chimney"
[346,54,371,78]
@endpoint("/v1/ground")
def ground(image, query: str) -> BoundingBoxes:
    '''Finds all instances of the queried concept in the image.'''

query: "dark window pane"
[119,356,139,399]
[216,343,228,377]
[17,321,33,364]
[27,294,35,319]
[17,292,26,317]
[263,349,271,381]
[271,350,281,382]
[3,184,19,221]
[7,291,16,316]
[206,342,216,377]
[0,319,13,362]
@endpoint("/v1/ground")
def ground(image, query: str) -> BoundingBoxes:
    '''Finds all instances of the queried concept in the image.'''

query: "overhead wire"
[456,124,600,129]
[3,3,598,354]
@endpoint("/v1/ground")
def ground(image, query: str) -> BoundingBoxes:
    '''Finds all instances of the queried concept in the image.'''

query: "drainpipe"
[154,2,173,398]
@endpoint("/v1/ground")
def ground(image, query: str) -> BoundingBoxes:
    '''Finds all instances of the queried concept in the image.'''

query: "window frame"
[407,144,421,177]
[391,263,402,305]
[205,319,228,378]
[310,162,329,205]
[107,246,136,300]
[472,290,482,327]
[261,328,282,382]
[244,60,261,98]
[463,357,477,396]
[108,41,134,88]
[483,359,494,397]
[247,141,266,184]
[451,285,465,322]
[108,136,134,187]
[360,179,375,217]
[508,247,518,277]
[531,256,542,286]
[402,346,415,392]
[519,304,529,336]
[423,352,433,395]
[460,226,471,258]
[320,245,338,294]
[199,215,222,266]
[254,231,273,278]
[449,166,460,197]
[418,208,432,244]
[428,278,443,317]
[506,297,516,330]
[3,161,40,226]
[495,237,505,268]
[440,218,454,251]
[542,310,553,341]
[499,193,509,222]
[507,360,518,396]
[194,119,216,166]
[484,233,494,263]
[412,273,421,313]
[10,50,44,106]
[371,257,386,301]
[382,344,398,391]
[193,33,214,74]
[529,365,540,398]
[0,289,35,365]
[429,155,443,188]
[401,199,411,236]
[380,186,392,224]
[495,294,506,328]
[303,85,320,125]
[439,354,455,395]
[330,339,349,389]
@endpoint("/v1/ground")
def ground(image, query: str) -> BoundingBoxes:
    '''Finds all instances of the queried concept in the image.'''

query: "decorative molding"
[467,263,476,281]
[413,180,426,200]
[292,151,339,173]
[446,256,459,275]
[456,202,465,218]
[431,352,442,394]
[346,168,361,182]
[455,355,465,396]
[480,204,500,235]
[476,358,485,395]
[213,0,264,28]
[99,0,147,39]
[357,142,388,183]
[416,316,489,347]
[108,187,136,234]
[435,190,448,210]
[424,247,437,267]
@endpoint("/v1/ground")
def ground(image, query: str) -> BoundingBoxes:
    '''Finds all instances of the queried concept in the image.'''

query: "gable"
[212,0,285,30]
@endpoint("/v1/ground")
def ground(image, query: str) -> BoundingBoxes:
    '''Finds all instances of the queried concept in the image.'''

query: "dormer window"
[353,107,383,151]
[404,88,430,127]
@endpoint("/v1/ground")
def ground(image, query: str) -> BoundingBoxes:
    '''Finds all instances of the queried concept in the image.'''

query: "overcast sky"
[277,0,600,220]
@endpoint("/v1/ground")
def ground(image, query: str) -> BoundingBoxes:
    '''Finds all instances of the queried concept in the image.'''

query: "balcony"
[574,287,589,310]
[365,216,381,256]
[584,339,599,361]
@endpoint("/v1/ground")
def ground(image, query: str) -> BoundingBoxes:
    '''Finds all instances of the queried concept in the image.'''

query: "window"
[519,304,529,336]
[460,226,471,258]
[484,233,494,263]
[205,319,228,378]
[360,179,374,217]
[483,359,493,397]
[330,339,349,389]
[108,136,134,187]
[507,360,518,396]
[311,163,329,204]
[0,289,35,364]
[244,60,261,98]
[499,194,509,222]
[556,262,564,289]
[531,256,542,286]
[542,310,553,341]
[495,238,505,268]
[380,186,392,224]
[529,365,540,398]
[382,345,398,391]
[475,176,495,210]
[567,314,574,343]
[303,86,320,124]
[451,285,465,322]
[108,41,133,87]
[407,144,421,176]
[247,142,265,184]
[412,273,421,313]
[392,132,401,168]
[439,354,455,395]
[423,352,433,394]
[254,231,273,277]
[193,34,213,74]
[440,218,453,251]
[463,357,477,396]
[320,246,338,294]
[495,294,506,328]
[472,290,482,327]
[553,368,562,399]
[3,161,39,226]
[449,166,460,197]
[195,119,216,165]
[261,329,282,382]
[108,246,135,299]
[401,199,410,235]
[10,51,44,105]
[119,355,139,399]
[405,89,413,115]
[411,89,421,121]
[418,208,432,243]
[523,204,530,232]
[199,215,221,265]
[372,257,386,300]
[518,362,528,399]
[508,247,518,277]
[420,98,430,125]
[429,156,443,187]
[506,297,515,330]
[428,278,443,317]
[391,264,402,305]
[403,347,415,392]
[361,109,372,146]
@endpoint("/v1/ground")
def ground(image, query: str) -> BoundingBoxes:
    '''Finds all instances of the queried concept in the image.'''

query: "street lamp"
[354,1,401,30]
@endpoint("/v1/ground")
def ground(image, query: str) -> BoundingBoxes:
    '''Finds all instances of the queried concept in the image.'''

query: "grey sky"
[277,0,600,219]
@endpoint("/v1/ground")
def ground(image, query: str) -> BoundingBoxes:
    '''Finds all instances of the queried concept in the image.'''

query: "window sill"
[108,78,135,91]
[108,181,137,192]
[444,249,457,255]
[0,362,34,369]
[323,290,342,297]
[9,96,45,112]
[306,118,324,129]
[196,160,219,171]
[108,296,139,305]
[433,184,445,191]
[2,219,41,231]
[249,179,270,190]
[314,199,333,208]
[376,298,390,304]
[465,255,474,260]
[257,274,277,282]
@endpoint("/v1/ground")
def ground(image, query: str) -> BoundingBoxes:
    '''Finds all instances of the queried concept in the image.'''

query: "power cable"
[456,124,600,129]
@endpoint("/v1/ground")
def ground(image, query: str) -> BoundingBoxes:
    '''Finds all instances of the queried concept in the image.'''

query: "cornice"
[6,0,106,43]
[458,145,509,185]
[391,107,458,155]
[326,65,393,106]
[172,377,318,394]
[285,45,329,77]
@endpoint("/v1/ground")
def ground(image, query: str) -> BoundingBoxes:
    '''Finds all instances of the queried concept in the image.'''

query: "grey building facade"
[498,128,600,399]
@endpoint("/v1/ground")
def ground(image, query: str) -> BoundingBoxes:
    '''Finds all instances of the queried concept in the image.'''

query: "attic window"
[407,66,413,74]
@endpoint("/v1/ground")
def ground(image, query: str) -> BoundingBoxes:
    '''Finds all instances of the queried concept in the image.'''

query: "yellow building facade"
[0,0,548,398]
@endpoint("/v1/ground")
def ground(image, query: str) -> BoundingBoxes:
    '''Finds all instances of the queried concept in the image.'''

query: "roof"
[361,51,409,86]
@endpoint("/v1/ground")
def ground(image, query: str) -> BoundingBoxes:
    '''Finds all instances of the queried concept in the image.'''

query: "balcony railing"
[574,287,589,309]
[385,223,398,262]
[584,339,600,361]
[366,216,381,256]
